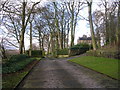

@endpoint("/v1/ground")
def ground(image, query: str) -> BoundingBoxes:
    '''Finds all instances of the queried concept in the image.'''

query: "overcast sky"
[1,0,113,50]
[24,0,98,49]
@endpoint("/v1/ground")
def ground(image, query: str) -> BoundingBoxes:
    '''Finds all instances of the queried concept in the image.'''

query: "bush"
[2,54,34,74]
[3,58,34,74]
[8,54,28,63]
[69,43,91,56]
[3,54,29,66]
[26,50,43,57]
[57,48,68,55]
[86,50,120,59]
[31,50,42,57]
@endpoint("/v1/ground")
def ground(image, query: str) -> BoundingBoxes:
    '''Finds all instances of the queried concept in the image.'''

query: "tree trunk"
[116,1,120,50]
[38,30,42,50]
[55,33,59,57]
[70,4,74,47]
[67,22,70,47]
[61,22,64,49]
[20,1,26,54]
[63,29,66,48]
[51,32,55,56]
[1,46,7,59]
[108,13,113,45]
[57,20,61,49]
[63,20,67,49]
[20,29,25,54]
[88,2,97,50]
[97,30,101,48]
[47,36,51,55]
[0,39,7,59]
[41,36,44,51]
[29,21,32,56]
[60,9,65,49]
[104,1,109,45]
[53,2,59,57]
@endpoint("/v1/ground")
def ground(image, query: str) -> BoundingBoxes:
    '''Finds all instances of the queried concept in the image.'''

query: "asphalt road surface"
[18,57,118,88]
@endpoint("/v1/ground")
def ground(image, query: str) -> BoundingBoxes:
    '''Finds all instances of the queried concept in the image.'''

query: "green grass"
[2,71,28,88]
[69,56,119,79]
[33,57,41,61]
[58,55,69,58]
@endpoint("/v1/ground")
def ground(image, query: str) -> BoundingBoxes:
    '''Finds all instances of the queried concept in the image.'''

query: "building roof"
[78,37,92,40]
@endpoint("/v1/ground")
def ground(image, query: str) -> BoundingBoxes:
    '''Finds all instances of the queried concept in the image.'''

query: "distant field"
[5,50,20,58]
[69,56,119,79]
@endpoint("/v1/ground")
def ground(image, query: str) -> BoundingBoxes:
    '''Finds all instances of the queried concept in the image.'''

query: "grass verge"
[69,56,119,80]
[58,55,69,58]
[2,58,40,88]
[2,72,28,88]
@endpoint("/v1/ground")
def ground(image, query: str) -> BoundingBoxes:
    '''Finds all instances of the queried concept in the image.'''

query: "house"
[77,35,92,45]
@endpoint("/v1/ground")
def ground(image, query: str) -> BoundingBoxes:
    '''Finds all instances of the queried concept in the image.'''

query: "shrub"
[57,48,68,55]
[115,51,120,59]
[3,54,29,67]
[31,50,42,57]
[2,58,34,74]
[2,54,35,74]
[86,50,120,59]
[26,50,43,57]
[8,54,28,63]
[69,43,91,56]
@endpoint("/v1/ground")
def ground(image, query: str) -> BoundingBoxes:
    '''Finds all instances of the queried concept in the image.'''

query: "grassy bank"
[69,56,119,79]
[2,72,28,88]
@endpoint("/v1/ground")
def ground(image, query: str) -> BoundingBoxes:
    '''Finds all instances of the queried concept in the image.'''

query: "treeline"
[0,0,120,58]
[93,0,120,49]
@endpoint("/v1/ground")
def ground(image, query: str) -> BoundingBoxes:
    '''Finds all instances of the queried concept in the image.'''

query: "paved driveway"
[18,57,118,88]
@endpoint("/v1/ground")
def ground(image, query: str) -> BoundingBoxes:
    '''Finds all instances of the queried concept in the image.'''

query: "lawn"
[69,56,119,80]
[58,55,69,58]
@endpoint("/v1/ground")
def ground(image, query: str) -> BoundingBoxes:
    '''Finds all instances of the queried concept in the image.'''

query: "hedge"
[3,54,29,66]
[2,54,34,74]
[69,43,91,56]
[57,48,68,55]
[8,54,28,63]
[26,50,43,57]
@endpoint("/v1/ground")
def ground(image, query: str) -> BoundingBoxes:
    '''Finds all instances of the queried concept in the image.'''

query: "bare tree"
[29,17,34,56]
[87,0,97,50]
[66,1,83,47]
[93,10,104,48]
[2,0,41,54]
[0,38,7,59]
[116,1,120,50]
[20,0,41,54]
